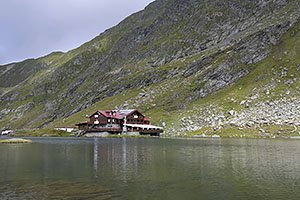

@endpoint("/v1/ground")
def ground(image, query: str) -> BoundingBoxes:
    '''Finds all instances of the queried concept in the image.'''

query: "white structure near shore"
[1,130,14,136]
[54,127,75,132]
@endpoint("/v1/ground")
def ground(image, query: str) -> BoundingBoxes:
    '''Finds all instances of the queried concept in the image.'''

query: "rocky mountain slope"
[1,0,300,137]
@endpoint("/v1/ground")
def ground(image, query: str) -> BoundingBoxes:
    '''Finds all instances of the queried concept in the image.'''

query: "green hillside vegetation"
[1,0,300,138]
[182,22,300,137]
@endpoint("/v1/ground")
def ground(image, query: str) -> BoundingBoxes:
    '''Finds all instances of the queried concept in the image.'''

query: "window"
[112,119,115,122]
[108,119,111,123]
[134,115,138,119]
[95,115,99,118]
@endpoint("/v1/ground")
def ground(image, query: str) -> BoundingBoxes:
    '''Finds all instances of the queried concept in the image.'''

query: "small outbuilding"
[1,130,14,136]
[54,127,75,132]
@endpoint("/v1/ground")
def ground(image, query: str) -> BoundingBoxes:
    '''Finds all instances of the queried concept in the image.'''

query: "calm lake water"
[1,137,300,200]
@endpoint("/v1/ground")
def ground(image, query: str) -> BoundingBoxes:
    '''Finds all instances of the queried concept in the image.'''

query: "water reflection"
[93,138,98,176]
[122,138,127,173]
[1,138,300,199]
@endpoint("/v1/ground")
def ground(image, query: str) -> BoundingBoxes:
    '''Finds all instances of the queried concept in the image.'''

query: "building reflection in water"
[122,138,127,171]
[90,138,151,184]
[93,138,99,177]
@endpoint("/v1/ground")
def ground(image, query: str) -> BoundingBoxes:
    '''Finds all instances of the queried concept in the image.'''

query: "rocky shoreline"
[165,97,300,137]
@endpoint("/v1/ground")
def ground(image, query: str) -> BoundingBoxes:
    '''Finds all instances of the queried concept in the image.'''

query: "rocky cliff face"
[1,0,300,136]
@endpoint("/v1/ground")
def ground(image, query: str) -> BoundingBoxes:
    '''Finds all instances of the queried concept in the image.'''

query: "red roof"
[144,118,151,121]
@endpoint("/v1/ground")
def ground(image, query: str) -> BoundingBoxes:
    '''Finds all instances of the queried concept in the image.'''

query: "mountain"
[1,0,300,137]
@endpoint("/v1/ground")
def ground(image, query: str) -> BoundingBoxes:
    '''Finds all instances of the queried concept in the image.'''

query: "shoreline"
[3,124,300,140]
[3,134,300,140]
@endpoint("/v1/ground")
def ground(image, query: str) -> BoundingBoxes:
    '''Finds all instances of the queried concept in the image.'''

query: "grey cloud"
[0,0,154,65]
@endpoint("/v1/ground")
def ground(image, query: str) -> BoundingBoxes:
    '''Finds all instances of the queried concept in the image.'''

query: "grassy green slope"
[51,21,300,138]
[179,22,300,137]
[1,0,300,137]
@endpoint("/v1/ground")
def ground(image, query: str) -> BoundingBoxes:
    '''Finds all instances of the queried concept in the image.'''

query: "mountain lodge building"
[75,109,163,136]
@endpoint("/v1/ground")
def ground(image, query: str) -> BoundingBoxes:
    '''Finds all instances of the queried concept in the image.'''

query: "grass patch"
[13,129,74,137]
[0,138,33,143]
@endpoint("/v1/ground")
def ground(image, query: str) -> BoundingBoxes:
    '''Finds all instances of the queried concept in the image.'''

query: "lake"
[1,137,300,199]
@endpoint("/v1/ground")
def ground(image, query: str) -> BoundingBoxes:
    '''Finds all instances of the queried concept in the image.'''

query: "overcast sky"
[0,0,154,65]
